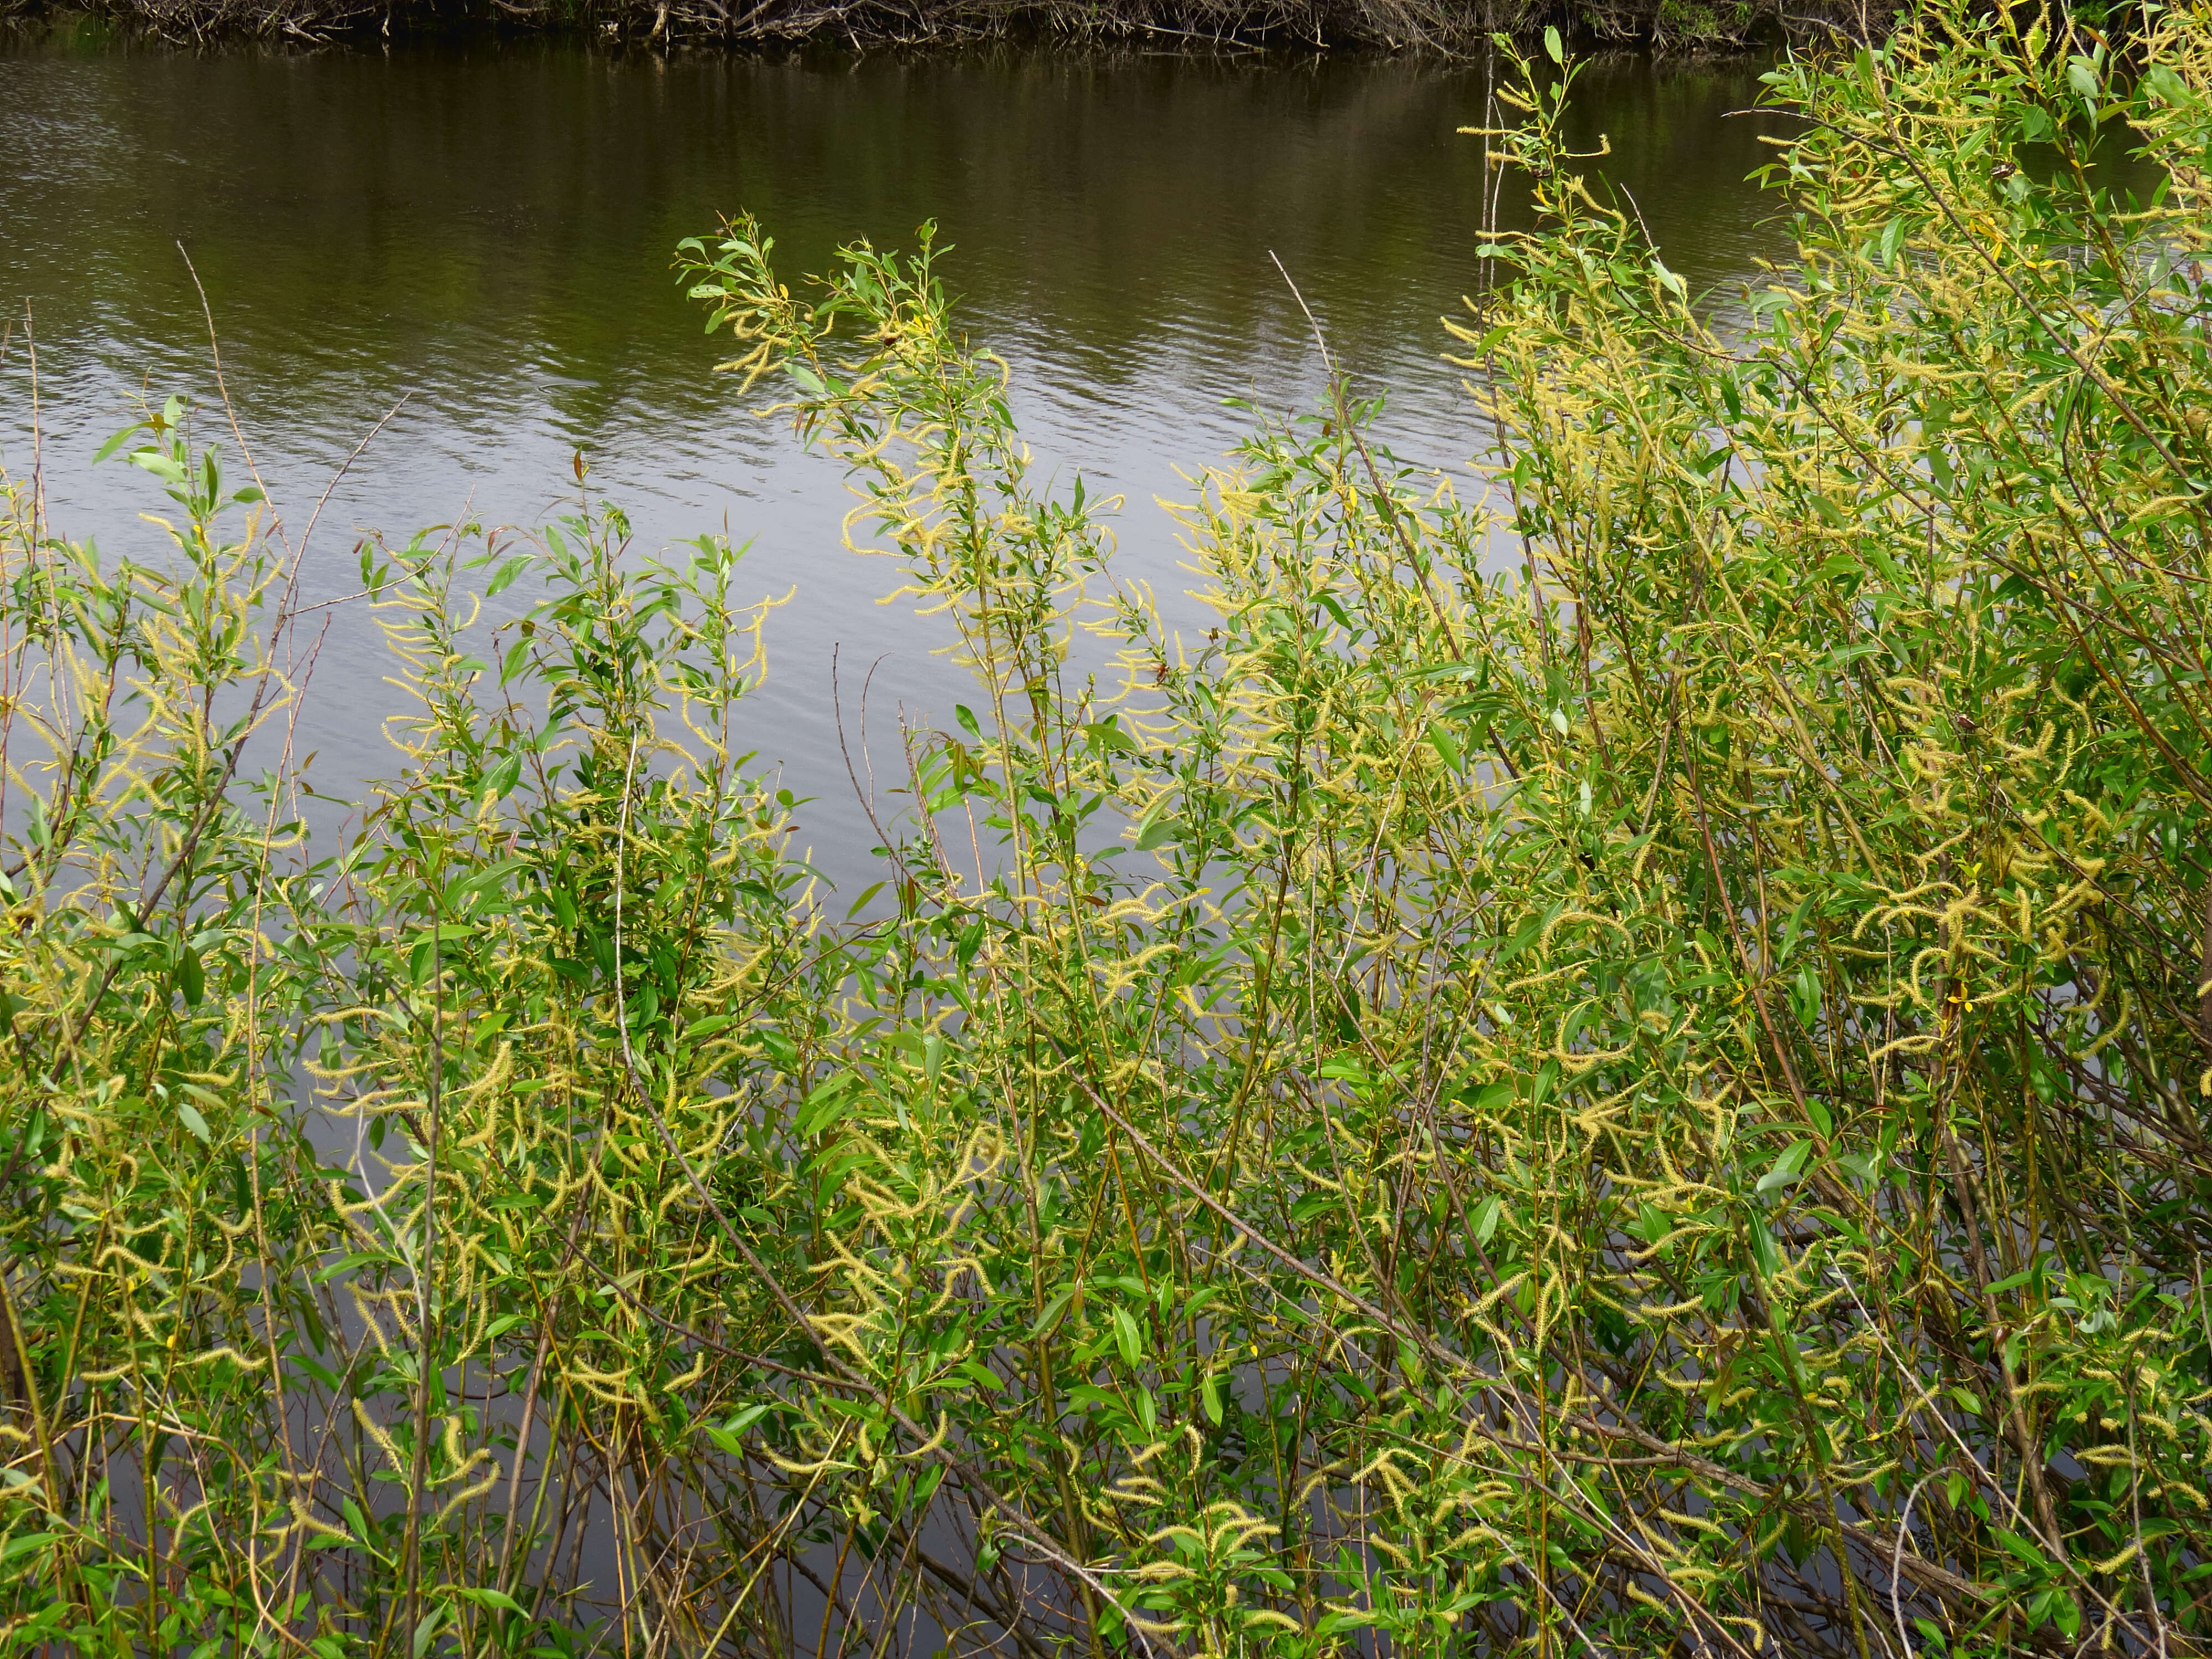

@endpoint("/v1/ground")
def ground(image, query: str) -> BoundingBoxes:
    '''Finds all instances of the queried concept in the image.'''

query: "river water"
[0,27,1791,884]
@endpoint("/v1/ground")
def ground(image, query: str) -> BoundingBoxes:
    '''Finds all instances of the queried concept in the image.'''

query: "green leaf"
[453,1587,524,1615]
[1470,1194,1503,1246]
[314,1250,397,1283]
[1133,794,1181,851]
[92,422,150,466]
[705,1401,776,1454]
[958,1358,1007,1391]
[176,1101,213,1144]
[1030,1282,1079,1340]
[1426,722,1462,770]
[341,1496,377,1548]
[1112,1305,1143,1369]
[795,1072,860,1138]
[482,754,524,801]
[1877,216,1907,269]
[1463,1081,1515,1114]
[484,555,531,598]
[1749,1224,1781,1279]
[1084,719,1140,757]
[1756,1138,1812,1193]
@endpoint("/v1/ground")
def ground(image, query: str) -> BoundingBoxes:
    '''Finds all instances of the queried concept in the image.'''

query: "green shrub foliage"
[2,4,2210,1653]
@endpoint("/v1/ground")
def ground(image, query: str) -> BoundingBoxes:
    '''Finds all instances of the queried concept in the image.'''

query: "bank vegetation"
[1,4,2209,1656]
[1,0,1889,55]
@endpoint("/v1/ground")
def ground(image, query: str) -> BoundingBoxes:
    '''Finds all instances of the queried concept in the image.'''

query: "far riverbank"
[2,0,1896,53]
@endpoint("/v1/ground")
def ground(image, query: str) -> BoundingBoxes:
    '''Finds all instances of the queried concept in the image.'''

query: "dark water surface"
[0,30,1790,879]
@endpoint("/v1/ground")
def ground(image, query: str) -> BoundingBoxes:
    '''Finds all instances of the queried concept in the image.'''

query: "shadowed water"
[0,29,1792,881]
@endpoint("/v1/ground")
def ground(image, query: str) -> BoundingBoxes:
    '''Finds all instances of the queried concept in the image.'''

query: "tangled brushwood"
[4,3,2212,1654]
[6,0,1891,53]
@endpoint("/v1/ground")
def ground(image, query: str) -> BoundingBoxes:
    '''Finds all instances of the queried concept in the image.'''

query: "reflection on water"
[0,30,1792,878]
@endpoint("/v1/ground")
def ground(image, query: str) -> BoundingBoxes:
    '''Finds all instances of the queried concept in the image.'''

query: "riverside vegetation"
[0,0,1870,54]
[3,3,2212,1654]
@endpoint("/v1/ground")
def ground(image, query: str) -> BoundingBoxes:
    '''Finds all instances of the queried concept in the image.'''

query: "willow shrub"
[4,3,2212,1655]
